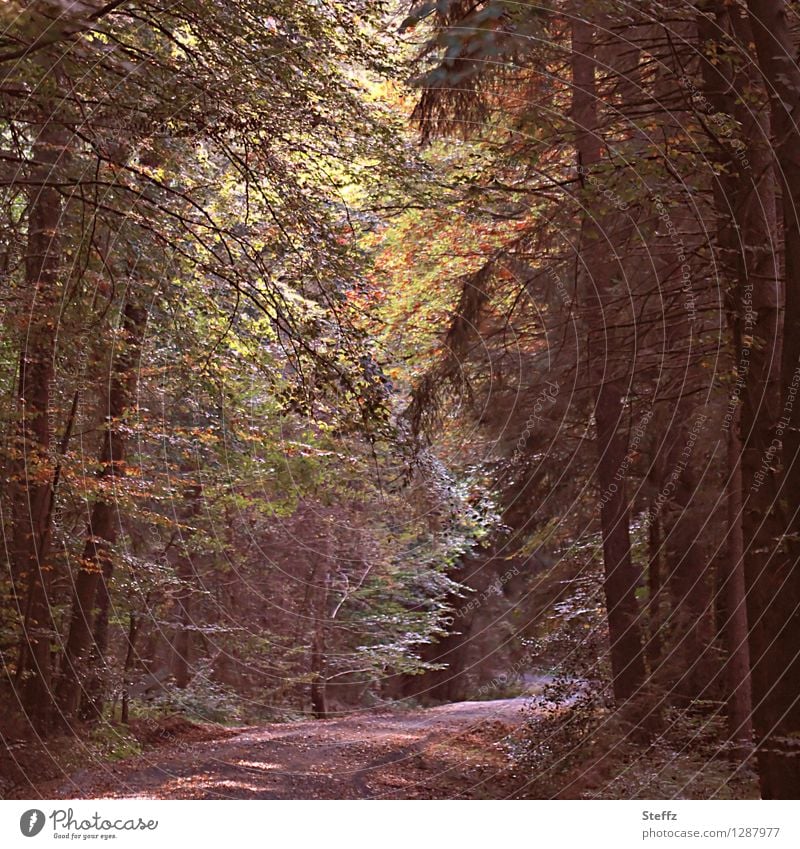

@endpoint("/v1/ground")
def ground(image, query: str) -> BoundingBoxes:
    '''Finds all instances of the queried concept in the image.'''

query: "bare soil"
[32,697,530,800]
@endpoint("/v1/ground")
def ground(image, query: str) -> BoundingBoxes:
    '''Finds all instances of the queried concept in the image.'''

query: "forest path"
[54,697,532,799]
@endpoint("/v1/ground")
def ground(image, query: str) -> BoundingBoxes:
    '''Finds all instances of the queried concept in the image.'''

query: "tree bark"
[57,298,147,723]
[171,483,203,690]
[310,564,330,719]
[571,15,646,702]
[724,401,754,753]
[13,117,67,732]
[716,0,800,795]
[665,467,715,704]
[120,611,141,725]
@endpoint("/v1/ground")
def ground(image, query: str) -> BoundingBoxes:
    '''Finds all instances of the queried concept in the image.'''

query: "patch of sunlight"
[233,760,279,771]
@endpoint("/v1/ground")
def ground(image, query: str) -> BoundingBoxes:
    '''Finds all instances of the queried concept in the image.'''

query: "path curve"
[54,697,532,799]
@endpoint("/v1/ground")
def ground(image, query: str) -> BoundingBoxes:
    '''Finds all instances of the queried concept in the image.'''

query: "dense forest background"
[1,0,800,800]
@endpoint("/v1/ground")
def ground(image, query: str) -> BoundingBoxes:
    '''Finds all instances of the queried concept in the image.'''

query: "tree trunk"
[57,299,147,723]
[310,622,327,719]
[310,564,330,719]
[594,384,647,701]
[694,0,784,761]
[171,483,203,690]
[571,15,646,702]
[120,611,141,725]
[172,590,193,690]
[78,558,113,722]
[724,403,754,753]
[13,118,67,732]
[704,0,798,794]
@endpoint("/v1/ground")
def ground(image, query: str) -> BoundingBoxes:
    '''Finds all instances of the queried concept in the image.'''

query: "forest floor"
[38,697,531,799]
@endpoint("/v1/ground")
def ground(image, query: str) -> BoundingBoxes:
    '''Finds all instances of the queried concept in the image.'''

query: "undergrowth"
[508,668,759,799]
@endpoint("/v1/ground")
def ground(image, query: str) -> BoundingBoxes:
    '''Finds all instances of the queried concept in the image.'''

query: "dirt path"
[51,697,532,800]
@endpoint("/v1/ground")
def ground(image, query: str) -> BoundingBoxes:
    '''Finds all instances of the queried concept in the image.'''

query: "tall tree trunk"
[57,298,147,723]
[310,622,327,719]
[705,0,799,794]
[694,0,785,759]
[664,467,715,704]
[120,611,141,725]
[172,582,193,690]
[13,117,67,732]
[171,483,203,690]
[78,558,113,722]
[310,563,330,719]
[724,402,754,753]
[571,15,646,702]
